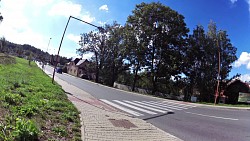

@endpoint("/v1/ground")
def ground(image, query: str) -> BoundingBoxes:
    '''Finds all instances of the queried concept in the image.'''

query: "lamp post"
[46,38,52,64]
[46,38,52,53]
[52,16,104,84]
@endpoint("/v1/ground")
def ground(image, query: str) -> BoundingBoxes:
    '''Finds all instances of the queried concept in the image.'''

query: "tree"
[184,21,237,102]
[123,22,148,91]
[126,2,189,95]
[78,22,128,86]
[77,26,108,83]
[103,22,128,86]
[0,37,6,52]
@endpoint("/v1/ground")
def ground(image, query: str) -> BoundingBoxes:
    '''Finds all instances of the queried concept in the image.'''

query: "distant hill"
[0,40,70,65]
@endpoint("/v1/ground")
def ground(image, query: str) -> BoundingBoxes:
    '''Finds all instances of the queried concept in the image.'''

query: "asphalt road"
[45,65,250,141]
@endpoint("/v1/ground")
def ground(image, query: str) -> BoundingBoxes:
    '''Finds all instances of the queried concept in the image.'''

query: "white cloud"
[0,0,46,49]
[82,53,94,60]
[67,34,81,43]
[240,74,250,82]
[31,0,53,7]
[81,14,95,23]
[234,52,250,69]
[230,0,250,12]
[230,0,238,4]
[98,21,106,26]
[99,5,109,11]
[48,1,82,17]
[246,0,250,12]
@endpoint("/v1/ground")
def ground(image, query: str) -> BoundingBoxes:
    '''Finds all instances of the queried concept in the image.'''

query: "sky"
[0,0,250,81]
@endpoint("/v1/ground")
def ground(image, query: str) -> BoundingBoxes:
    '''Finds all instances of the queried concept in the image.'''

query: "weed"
[12,118,39,141]
[62,111,78,122]
[52,126,67,137]
[18,105,38,118]
[4,93,22,105]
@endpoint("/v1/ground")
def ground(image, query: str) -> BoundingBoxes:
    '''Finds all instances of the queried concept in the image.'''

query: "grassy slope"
[0,56,81,141]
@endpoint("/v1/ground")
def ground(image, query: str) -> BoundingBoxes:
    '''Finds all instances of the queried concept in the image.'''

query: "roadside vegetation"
[198,102,250,107]
[0,55,81,141]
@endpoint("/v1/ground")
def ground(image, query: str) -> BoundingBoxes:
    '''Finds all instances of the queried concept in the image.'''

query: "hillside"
[0,56,81,140]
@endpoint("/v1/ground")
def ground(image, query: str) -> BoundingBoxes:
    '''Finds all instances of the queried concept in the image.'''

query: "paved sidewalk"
[40,65,182,141]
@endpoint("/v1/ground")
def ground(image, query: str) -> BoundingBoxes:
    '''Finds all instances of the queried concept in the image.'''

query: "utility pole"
[214,35,221,105]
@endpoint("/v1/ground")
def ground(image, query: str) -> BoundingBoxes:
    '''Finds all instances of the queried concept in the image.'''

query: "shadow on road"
[143,112,175,120]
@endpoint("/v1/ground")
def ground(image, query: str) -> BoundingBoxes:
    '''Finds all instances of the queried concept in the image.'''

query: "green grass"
[0,56,81,140]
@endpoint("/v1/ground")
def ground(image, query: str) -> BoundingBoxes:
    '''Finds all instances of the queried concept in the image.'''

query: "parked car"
[56,67,62,74]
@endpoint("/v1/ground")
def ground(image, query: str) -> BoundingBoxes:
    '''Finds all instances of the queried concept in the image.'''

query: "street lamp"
[46,38,52,64]
[46,37,52,53]
[52,16,104,84]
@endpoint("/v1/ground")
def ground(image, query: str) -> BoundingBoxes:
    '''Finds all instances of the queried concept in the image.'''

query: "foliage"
[78,22,129,86]
[12,118,39,141]
[125,2,189,95]
[184,21,237,102]
[0,57,81,140]
[76,2,238,103]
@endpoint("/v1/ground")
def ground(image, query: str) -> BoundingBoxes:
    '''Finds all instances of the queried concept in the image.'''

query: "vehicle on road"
[56,66,62,74]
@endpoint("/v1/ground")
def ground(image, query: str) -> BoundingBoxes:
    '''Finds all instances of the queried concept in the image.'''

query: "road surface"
[45,65,250,141]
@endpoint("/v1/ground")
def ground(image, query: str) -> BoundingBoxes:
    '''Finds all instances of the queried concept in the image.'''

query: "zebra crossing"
[100,99,197,117]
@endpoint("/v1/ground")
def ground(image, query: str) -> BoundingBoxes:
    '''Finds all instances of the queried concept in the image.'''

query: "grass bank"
[0,56,81,141]
[198,102,250,107]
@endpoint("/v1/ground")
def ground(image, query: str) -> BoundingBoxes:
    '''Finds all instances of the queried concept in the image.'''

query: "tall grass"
[0,57,81,140]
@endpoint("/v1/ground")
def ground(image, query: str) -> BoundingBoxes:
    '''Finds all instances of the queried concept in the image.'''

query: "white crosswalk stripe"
[100,99,144,116]
[132,101,174,112]
[124,100,169,113]
[142,101,187,110]
[113,100,157,115]
[100,99,197,117]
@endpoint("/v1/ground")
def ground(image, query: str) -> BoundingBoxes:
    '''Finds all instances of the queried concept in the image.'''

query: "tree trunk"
[132,65,139,92]
[111,61,116,87]
[94,53,99,83]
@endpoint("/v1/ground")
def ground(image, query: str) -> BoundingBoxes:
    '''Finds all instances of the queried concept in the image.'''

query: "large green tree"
[123,21,149,91]
[126,2,189,95]
[77,29,107,83]
[185,21,237,102]
[78,22,127,86]
[102,22,128,86]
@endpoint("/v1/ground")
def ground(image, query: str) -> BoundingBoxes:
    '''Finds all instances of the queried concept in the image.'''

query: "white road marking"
[124,100,168,113]
[133,101,174,112]
[142,101,184,110]
[162,101,196,108]
[185,112,239,121]
[152,101,195,108]
[100,99,143,116]
[113,100,157,115]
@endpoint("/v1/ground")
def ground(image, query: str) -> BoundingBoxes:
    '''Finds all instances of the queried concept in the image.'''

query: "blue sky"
[0,0,250,81]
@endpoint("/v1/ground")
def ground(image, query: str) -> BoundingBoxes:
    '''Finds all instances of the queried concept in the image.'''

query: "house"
[67,58,81,76]
[67,58,95,80]
[223,79,250,104]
